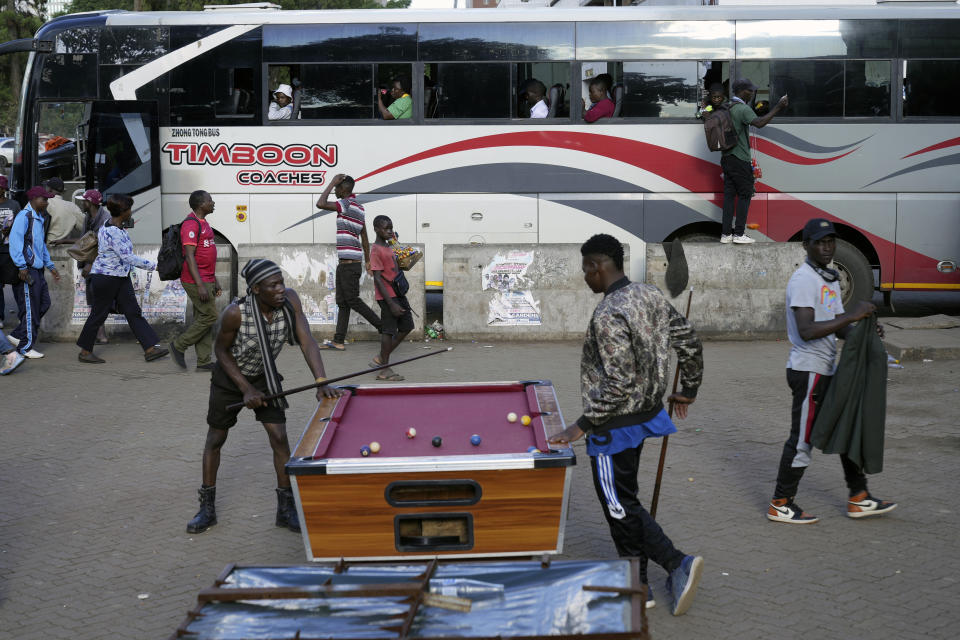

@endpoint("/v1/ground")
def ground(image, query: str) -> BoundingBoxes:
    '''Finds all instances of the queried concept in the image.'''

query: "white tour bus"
[3,3,959,304]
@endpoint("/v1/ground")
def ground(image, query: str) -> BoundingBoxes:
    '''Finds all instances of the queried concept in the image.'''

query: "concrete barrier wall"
[645,242,805,339]
[236,244,425,341]
[442,244,628,341]
[30,244,425,343]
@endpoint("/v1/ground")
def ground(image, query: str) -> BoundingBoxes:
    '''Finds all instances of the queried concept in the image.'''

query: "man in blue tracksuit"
[8,186,61,358]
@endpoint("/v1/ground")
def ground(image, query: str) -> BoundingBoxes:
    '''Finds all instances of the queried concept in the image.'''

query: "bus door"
[893,195,960,291]
[416,194,538,289]
[86,101,161,245]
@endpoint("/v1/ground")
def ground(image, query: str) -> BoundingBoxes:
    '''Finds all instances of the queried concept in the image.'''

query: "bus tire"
[833,238,873,307]
[675,232,716,243]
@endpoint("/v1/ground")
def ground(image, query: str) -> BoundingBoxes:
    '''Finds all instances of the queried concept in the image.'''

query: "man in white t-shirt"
[523,79,548,119]
[767,218,896,525]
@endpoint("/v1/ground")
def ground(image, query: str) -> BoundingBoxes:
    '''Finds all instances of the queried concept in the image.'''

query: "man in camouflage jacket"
[549,233,704,617]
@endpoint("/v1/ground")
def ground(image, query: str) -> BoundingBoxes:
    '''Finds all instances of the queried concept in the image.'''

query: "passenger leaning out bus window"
[377,77,412,120]
[268,84,294,121]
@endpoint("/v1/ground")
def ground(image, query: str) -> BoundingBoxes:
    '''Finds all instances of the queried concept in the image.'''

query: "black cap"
[45,176,65,192]
[732,78,758,93]
[802,218,837,242]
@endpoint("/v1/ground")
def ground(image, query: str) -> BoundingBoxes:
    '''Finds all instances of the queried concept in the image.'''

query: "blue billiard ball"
[470,434,482,446]
[360,445,371,457]
[527,446,541,453]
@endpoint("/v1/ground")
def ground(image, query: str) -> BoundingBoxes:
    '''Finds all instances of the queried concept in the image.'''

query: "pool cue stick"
[649,287,694,519]
[225,347,453,410]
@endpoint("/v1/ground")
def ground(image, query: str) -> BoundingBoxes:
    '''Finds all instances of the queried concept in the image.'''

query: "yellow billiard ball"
[520,415,531,426]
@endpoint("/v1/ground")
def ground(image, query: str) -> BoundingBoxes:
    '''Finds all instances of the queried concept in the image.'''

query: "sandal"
[376,370,404,381]
[144,346,169,362]
[318,340,346,351]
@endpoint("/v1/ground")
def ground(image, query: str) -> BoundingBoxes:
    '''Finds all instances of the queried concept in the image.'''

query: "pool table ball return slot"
[286,381,576,562]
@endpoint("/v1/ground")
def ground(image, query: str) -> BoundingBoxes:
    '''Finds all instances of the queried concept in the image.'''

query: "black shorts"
[207,363,286,430]
[378,296,414,336]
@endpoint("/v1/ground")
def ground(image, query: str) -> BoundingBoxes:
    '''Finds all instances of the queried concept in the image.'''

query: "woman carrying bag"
[77,193,169,364]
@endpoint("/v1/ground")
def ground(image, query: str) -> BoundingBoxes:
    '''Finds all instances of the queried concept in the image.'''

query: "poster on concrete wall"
[482,250,542,326]
[275,248,368,326]
[71,251,187,324]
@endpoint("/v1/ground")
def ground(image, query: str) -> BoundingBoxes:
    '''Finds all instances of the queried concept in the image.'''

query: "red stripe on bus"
[902,136,960,159]
[752,138,860,165]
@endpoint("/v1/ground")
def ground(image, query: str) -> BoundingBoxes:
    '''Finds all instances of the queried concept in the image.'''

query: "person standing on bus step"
[185,259,339,535]
[7,185,59,359]
[44,177,84,244]
[76,189,111,346]
[524,79,549,118]
[377,77,412,120]
[720,79,788,245]
[315,173,382,351]
[268,84,293,121]
[76,193,169,364]
[368,215,413,381]
[767,218,897,525]
[547,234,704,616]
[583,78,615,123]
[170,190,222,372]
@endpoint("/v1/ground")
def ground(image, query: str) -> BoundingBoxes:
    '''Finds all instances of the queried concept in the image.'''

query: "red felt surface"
[313,383,550,459]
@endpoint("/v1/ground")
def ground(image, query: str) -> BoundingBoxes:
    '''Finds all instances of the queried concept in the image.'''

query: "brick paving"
[0,338,957,639]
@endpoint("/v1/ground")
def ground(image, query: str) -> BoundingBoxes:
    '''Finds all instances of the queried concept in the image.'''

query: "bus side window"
[296,64,373,120]
[169,26,262,126]
[903,60,960,117]
[515,63,570,119]
[845,60,890,117]
[428,63,511,119]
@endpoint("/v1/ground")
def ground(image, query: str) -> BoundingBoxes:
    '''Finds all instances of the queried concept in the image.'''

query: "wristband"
[315,377,327,385]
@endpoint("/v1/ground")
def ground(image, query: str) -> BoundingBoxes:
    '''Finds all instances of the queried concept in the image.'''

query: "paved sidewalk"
[0,339,957,639]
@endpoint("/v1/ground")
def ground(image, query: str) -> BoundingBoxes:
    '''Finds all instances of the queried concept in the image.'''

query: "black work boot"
[186,485,217,534]
[275,487,301,532]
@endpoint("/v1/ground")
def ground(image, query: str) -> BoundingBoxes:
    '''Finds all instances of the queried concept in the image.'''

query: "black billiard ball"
[432,436,442,448]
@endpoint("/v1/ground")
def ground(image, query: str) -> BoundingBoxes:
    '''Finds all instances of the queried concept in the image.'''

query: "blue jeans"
[0,327,14,354]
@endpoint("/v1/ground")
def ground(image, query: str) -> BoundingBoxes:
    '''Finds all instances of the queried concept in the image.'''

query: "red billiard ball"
[406,427,417,439]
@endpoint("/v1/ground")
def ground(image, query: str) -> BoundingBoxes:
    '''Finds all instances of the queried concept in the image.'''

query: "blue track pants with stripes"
[590,442,685,583]
[11,267,50,354]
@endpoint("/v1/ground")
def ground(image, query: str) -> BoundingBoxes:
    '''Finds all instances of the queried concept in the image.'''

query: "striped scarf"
[240,259,297,408]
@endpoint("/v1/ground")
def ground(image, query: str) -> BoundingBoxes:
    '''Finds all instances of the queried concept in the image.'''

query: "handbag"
[387,268,410,297]
[67,230,98,263]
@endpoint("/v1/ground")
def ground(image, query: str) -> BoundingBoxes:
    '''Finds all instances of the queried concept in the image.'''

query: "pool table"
[286,381,576,561]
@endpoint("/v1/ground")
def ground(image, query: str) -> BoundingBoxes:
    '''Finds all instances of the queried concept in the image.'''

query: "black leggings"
[77,274,159,352]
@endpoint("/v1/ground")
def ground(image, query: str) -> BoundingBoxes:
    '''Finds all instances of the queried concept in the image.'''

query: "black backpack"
[157,217,199,281]
[703,104,738,152]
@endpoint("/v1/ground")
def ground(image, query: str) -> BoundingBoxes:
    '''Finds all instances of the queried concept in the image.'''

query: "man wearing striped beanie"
[186,259,338,535]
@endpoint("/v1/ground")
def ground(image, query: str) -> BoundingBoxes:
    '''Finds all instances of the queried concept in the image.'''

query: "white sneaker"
[719,234,733,244]
[0,351,25,375]
[7,335,19,347]
[22,348,44,359]
[733,235,756,244]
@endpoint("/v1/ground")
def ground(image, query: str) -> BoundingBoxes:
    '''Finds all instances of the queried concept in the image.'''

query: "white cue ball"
[369,441,381,454]
[507,412,518,423]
